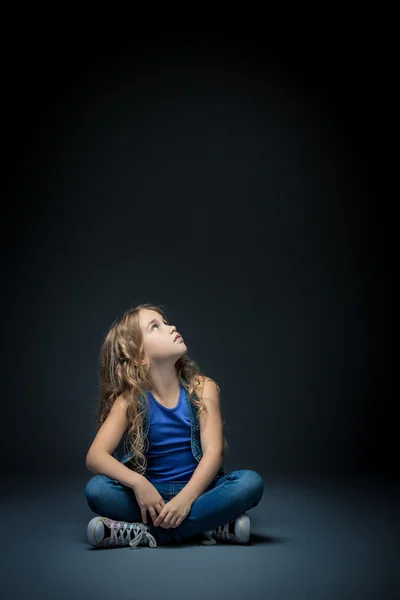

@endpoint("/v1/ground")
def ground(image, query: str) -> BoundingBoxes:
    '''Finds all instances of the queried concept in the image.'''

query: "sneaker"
[87,516,157,549]
[201,513,250,545]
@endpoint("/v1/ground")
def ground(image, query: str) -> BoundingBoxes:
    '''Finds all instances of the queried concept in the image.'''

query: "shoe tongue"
[104,524,111,538]
[105,522,139,541]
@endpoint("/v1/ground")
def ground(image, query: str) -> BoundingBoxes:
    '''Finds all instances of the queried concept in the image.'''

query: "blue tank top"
[145,382,199,483]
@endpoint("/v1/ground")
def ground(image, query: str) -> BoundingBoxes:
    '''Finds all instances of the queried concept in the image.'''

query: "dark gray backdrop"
[3,31,395,481]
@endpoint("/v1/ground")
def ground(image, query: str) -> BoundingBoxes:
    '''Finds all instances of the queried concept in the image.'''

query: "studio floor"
[2,470,398,600]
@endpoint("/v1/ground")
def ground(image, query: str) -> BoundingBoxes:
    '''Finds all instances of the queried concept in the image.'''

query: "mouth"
[174,334,182,342]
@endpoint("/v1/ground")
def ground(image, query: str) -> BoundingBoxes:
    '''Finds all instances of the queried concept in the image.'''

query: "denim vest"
[119,377,226,482]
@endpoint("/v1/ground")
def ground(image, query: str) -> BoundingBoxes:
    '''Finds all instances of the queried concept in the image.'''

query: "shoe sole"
[236,513,251,543]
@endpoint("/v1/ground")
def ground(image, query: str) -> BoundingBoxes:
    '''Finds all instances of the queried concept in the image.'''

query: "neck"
[148,367,181,403]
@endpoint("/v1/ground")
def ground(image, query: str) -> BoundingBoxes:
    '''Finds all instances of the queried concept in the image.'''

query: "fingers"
[165,517,176,529]
[150,503,164,525]
[140,500,166,526]
[154,501,166,523]
[149,507,157,524]
[158,513,173,528]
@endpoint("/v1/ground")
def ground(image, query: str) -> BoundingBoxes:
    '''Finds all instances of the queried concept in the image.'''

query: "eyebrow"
[146,317,167,331]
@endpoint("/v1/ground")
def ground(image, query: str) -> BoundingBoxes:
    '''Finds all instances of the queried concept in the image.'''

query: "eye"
[152,320,168,331]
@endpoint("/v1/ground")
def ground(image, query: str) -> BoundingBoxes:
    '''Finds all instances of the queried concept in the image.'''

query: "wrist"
[129,472,144,490]
[178,488,195,504]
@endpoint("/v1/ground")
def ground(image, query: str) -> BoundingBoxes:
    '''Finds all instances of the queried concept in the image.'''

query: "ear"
[134,358,147,366]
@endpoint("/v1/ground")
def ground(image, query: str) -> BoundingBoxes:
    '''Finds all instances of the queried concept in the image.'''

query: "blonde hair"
[94,302,229,476]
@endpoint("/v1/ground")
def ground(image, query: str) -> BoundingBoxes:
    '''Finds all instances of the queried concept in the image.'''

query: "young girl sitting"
[84,302,264,549]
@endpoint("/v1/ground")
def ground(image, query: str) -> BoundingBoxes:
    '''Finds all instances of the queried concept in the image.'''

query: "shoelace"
[109,520,158,548]
[200,521,237,545]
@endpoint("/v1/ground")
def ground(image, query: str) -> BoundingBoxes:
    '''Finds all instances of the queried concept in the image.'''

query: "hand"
[131,475,166,526]
[154,494,193,529]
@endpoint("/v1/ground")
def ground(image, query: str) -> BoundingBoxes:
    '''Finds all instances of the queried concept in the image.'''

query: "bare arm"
[86,451,143,489]
[85,394,143,489]
[178,378,224,503]
[178,449,223,504]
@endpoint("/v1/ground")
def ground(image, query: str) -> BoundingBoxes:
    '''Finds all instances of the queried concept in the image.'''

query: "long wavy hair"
[94,302,229,476]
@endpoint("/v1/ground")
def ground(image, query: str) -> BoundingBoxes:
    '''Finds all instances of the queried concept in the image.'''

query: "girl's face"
[138,309,187,364]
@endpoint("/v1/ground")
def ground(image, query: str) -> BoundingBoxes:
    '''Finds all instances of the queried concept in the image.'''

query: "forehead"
[139,309,165,328]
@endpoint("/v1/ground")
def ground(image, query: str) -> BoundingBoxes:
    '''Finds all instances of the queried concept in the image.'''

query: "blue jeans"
[84,469,264,546]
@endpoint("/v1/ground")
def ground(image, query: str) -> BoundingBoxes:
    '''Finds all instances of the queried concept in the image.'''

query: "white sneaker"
[87,516,157,549]
[201,513,250,545]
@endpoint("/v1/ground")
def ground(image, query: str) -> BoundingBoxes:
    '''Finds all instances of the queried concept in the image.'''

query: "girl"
[84,302,264,549]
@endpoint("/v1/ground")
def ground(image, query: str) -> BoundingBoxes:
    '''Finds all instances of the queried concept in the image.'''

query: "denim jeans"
[84,469,264,546]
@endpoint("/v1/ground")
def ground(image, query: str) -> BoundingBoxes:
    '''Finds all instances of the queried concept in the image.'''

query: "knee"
[240,469,264,502]
[84,475,110,512]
